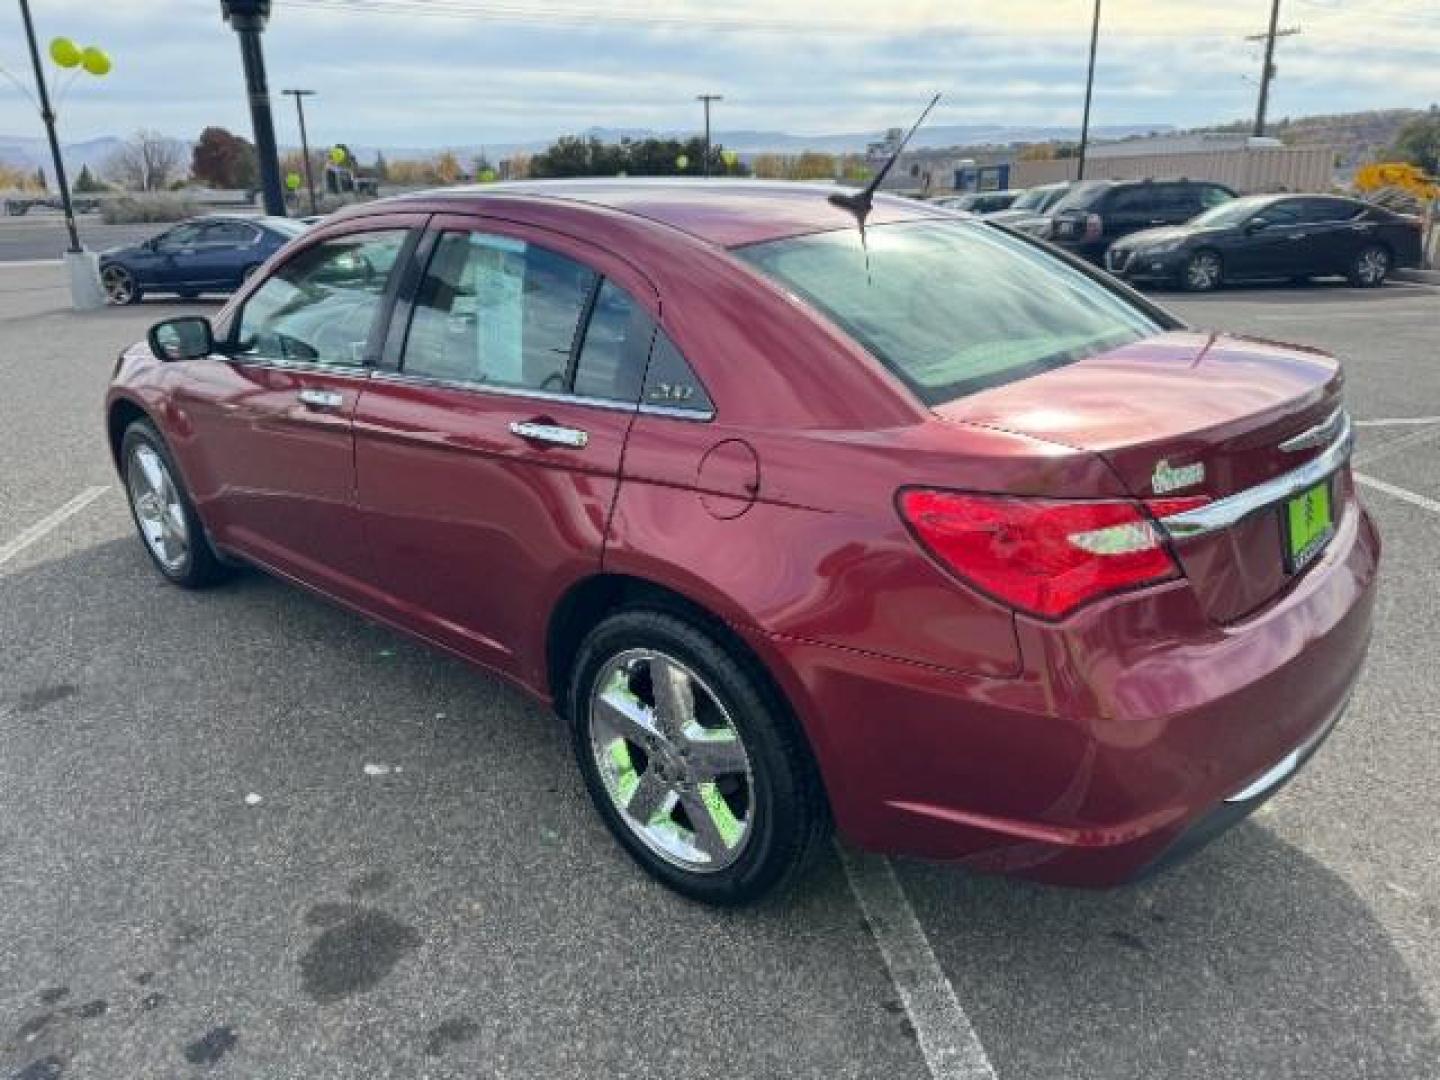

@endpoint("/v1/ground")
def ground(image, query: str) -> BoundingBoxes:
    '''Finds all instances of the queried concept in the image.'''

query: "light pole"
[1076,0,1101,182]
[16,0,80,251]
[283,88,318,214]
[697,93,722,178]
[1246,0,1299,137]
[221,1,285,215]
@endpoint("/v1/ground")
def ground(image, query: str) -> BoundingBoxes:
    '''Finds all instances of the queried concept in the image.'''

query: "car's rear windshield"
[1011,185,1062,211]
[735,219,1161,406]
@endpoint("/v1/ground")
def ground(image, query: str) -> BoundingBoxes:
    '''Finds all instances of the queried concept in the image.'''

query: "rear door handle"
[298,388,344,410]
[509,420,588,448]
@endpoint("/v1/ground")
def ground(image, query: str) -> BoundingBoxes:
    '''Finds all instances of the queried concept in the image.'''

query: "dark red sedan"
[106,181,1378,904]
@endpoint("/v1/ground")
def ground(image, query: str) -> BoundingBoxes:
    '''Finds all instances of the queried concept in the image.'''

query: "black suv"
[1047,179,1236,262]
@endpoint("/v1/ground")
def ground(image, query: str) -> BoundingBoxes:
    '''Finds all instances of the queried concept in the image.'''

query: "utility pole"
[1076,0,1101,182]
[697,94,722,178]
[283,88,318,214]
[1246,1,1300,138]
[221,1,285,215]
[17,0,80,251]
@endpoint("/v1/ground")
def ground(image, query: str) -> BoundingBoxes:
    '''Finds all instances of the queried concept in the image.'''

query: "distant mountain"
[347,123,1175,163]
[0,135,131,183]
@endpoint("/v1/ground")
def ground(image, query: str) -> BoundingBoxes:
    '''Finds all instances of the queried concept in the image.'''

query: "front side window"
[233,229,407,366]
[401,231,597,392]
[157,223,203,251]
[737,220,1162,406]
[202,220,257,245]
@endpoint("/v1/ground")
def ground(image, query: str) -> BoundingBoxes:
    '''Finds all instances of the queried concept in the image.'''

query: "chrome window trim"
[368,369,638,415]
[223,354,370,379]
[367,370,717,421]
[1159,410,1352,540]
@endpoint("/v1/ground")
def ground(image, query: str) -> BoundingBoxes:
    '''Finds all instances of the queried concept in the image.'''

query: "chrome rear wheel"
[1183,250,1222,292]
[588,648,754,873]
[101,264,138,305]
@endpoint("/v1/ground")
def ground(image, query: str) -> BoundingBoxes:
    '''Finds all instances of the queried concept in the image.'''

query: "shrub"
[99,194,199,224]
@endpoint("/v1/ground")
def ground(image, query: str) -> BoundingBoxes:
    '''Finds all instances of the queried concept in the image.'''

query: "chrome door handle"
[298,388,344,410]
[509,421,588,448]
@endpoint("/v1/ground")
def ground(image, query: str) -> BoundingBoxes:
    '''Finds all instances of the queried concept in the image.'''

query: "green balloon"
[329,146,347,165]
[478,168,497,183]
[80,47,111,76]
[675,154,689,170]
[721,149,738,166]
[49,37,81,69]
[286,172,303,191]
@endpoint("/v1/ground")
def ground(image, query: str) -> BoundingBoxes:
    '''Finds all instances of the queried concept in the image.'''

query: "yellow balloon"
[721,149,738,166]
[50,37,81,68]
[675,154,689,170]
[329,146,347,165]
[80,47,111,77]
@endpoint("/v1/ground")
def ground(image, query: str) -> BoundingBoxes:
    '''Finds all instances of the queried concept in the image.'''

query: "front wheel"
[121,420,230,588]
[1349,245,1390,288]
[1182,250,1223,292]
[569,609,829,905]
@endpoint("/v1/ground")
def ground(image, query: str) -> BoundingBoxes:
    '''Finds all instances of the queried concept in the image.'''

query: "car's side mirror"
[149,316,215,362]
[1245,218,1270,234]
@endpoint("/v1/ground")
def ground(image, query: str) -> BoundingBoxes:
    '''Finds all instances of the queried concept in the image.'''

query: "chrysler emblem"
[1152,459,1205,494]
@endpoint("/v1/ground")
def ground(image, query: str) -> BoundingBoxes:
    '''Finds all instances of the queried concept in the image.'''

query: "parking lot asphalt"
[0,216,167,264]
[1,264,1437,1080]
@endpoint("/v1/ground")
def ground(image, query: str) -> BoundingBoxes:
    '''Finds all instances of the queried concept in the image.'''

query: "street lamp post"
[697,94,722,178]
[17,0,80,252]
[221,0,285,215]
[283,88,318,214]
[1076,0,1101,182]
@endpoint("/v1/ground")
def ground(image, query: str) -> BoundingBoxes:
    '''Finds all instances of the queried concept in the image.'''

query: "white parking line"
[1355,473,1440,516]
[1353,424,1440,468]
[1354,417,1440,428]
[0,486,110,568]
[837,845,998,1080]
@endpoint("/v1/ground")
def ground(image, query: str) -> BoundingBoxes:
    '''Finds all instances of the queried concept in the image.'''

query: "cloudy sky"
[1,0,1436,149]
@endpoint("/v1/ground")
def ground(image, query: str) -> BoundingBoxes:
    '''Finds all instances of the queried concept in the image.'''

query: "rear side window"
[737,220,1161,406]
[572,280,654,403]
[402,231,596,392]
[1297,198,1361,224]
[1107,187,1159,213]
[643,331,713,414]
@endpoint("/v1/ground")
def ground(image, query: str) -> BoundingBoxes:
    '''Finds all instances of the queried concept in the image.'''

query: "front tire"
[121,420,230,588]
[1348,244,1390,288]
[101,264,141,305]
[569,609,828,905]
[1182,250,1223,292]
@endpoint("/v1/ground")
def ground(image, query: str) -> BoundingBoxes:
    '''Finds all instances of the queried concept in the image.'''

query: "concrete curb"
[1393,267,1440,285]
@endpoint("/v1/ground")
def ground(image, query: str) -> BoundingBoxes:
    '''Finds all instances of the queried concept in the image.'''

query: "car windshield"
[736,219,1161,406]
[1189,196,1274,228]
[1011,185,1062,211]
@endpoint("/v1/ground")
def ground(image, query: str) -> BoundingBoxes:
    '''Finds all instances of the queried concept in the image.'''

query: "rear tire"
[120,419,230,589]
[568,609,829,906]
[1182,250,1223,292]
[101,264,141,305]
[1348,244,1390,288]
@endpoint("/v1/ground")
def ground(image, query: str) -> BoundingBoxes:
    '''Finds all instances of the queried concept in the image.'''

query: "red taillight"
[898,490,1188,620]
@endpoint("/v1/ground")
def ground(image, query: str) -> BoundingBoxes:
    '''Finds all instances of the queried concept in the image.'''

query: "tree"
[105,130,185,191]
[1390,107,1440,175]
[435,150,462,184]
[73,164,106,193]
[191,126,258,190]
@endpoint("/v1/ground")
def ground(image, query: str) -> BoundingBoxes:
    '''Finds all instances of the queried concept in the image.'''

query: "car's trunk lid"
[935,331,1349,623]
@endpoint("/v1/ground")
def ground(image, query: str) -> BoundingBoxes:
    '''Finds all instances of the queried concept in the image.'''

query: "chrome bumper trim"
[1159,410,1353,540]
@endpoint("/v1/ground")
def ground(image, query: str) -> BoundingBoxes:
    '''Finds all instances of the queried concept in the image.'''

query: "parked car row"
[99,215,308,305]
[935,177,1422,291]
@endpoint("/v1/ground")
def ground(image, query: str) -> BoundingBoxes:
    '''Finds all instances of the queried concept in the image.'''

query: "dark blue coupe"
[99,215,306,305]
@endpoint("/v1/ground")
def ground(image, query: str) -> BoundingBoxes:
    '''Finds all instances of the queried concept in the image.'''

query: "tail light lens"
[898,490,1201,620]
[1084,213,1104,241]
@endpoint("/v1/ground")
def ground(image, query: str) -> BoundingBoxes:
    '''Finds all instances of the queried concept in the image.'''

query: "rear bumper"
[744,496,1380,886]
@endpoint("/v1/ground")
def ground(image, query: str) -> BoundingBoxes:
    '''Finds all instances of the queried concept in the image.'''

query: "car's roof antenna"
[829,92,942,220]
